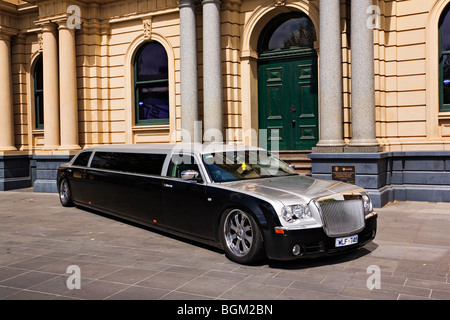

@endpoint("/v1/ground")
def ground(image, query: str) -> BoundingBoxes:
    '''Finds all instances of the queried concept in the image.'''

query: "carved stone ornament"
[143,19,152,40]
[38,33,44,52]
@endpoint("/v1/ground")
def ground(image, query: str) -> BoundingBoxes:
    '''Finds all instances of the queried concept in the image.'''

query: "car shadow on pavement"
[76,205,225,252]
[265,243,378,270]
[76,204,379,270]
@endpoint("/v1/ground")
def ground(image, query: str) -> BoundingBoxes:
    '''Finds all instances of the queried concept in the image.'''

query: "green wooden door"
[258,57,318,151]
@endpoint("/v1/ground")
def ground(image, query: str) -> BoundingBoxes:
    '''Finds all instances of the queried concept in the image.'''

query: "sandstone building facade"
[0,0,449,206]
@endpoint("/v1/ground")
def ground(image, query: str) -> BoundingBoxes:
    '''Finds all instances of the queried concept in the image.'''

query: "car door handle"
[163,183,173,188]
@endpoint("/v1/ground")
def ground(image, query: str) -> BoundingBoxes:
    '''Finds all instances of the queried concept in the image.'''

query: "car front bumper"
[263,215,377,261]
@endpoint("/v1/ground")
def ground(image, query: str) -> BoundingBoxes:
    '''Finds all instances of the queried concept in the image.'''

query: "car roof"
[82,143,265,155]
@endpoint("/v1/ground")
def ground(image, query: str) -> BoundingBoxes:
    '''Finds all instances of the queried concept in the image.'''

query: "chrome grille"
[318,199,365,237]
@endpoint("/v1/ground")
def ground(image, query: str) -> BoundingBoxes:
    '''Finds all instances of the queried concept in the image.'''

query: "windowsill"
[132,124,170,132]
[438,112,450,120]
[132,124,172,143]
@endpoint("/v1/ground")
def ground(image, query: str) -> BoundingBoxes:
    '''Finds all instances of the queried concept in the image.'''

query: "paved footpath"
[0,190,449,301]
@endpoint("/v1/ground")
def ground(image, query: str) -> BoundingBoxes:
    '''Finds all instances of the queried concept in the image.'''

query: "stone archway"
[240,1,319,148]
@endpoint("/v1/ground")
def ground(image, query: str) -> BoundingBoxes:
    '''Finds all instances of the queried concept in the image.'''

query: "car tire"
[219,208,265,264]
[59,178,74,207]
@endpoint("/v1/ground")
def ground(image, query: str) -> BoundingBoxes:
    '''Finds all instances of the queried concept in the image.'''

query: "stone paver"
[0,191,449,300]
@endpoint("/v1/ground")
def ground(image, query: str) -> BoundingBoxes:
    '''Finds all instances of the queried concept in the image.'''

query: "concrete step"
[278,150,312,175]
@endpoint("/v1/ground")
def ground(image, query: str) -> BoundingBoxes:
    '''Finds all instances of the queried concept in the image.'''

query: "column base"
[312,146,345,153]
[344,146,383,153]
[347,139,379,146]
[313,140,346,153]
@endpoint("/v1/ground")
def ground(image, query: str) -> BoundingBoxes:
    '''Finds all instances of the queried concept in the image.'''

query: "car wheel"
[59,178,74,207]
[220,208,265,264]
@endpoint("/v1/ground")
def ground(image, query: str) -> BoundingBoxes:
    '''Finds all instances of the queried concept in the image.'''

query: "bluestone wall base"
[0,155,32,191]
[309,151,450,208]
[32,155,73,193]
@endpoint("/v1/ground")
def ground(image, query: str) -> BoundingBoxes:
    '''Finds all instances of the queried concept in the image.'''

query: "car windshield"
[202,150,297,183]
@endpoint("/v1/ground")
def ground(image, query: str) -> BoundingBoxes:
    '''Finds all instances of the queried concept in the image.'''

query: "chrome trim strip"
[275,223,322,231]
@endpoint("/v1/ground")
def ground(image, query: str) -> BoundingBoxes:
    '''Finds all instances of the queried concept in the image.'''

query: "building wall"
[4,0,450,153]
[375,0,450,151]
[1,0,450,198]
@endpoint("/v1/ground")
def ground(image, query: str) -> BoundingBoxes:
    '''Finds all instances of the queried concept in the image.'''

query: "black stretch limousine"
[57,144,377,264]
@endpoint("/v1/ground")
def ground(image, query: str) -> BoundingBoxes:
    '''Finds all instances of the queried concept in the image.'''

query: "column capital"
[55,16,82,31]
[202,0,221,5]
[179,0,198,8]
[39,22,58,33]
[56,20,72,30]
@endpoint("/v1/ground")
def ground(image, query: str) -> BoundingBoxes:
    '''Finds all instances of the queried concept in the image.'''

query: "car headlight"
[362,193,373,215]
[281,204,311,223]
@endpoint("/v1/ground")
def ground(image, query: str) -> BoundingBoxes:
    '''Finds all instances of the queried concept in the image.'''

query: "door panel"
[84,169,164,225]
[162,155,210,239]
[291,58,318,150]
[84,169,128,215]
[162,179,208,238]
[298,84,315,118]
[259,56,318,151]
[259,63,290,151]
[68,168,88,203]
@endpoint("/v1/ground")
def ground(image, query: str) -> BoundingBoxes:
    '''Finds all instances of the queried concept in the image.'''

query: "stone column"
[58,22,80,150]
[348,0,379,150]
[202,0,223,142]
[179,0,201,143]
[42,23,60,150]
[314,0,346,152]
[0,32,17,151]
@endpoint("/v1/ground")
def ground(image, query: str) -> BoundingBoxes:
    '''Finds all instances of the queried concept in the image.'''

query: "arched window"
[440,4,450,112]
[258,12,317,56]
[33,55,44,129]
[134,41,169,125]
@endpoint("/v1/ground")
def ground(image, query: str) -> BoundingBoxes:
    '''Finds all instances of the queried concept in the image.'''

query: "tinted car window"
[202,151,297,182]
[91,152,166,176]
[168,155,202,180]
[72,152,92,167]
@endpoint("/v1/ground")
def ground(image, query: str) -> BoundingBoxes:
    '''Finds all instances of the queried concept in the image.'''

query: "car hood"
[222,175,364,205]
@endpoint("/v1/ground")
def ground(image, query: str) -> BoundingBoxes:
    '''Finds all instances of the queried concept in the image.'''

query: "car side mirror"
[181,170,200,181]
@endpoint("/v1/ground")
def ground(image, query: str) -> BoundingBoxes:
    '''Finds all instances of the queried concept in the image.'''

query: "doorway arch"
[257,12,319,151]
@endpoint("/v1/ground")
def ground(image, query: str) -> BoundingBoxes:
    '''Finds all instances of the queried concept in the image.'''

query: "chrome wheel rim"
[224,209,253,257]
[60,180,69,203]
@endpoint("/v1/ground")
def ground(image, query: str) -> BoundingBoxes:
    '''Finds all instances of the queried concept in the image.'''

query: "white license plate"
[335,235,358,248]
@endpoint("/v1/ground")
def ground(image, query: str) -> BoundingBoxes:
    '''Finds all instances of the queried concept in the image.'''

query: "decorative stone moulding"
[143,18,152,40]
